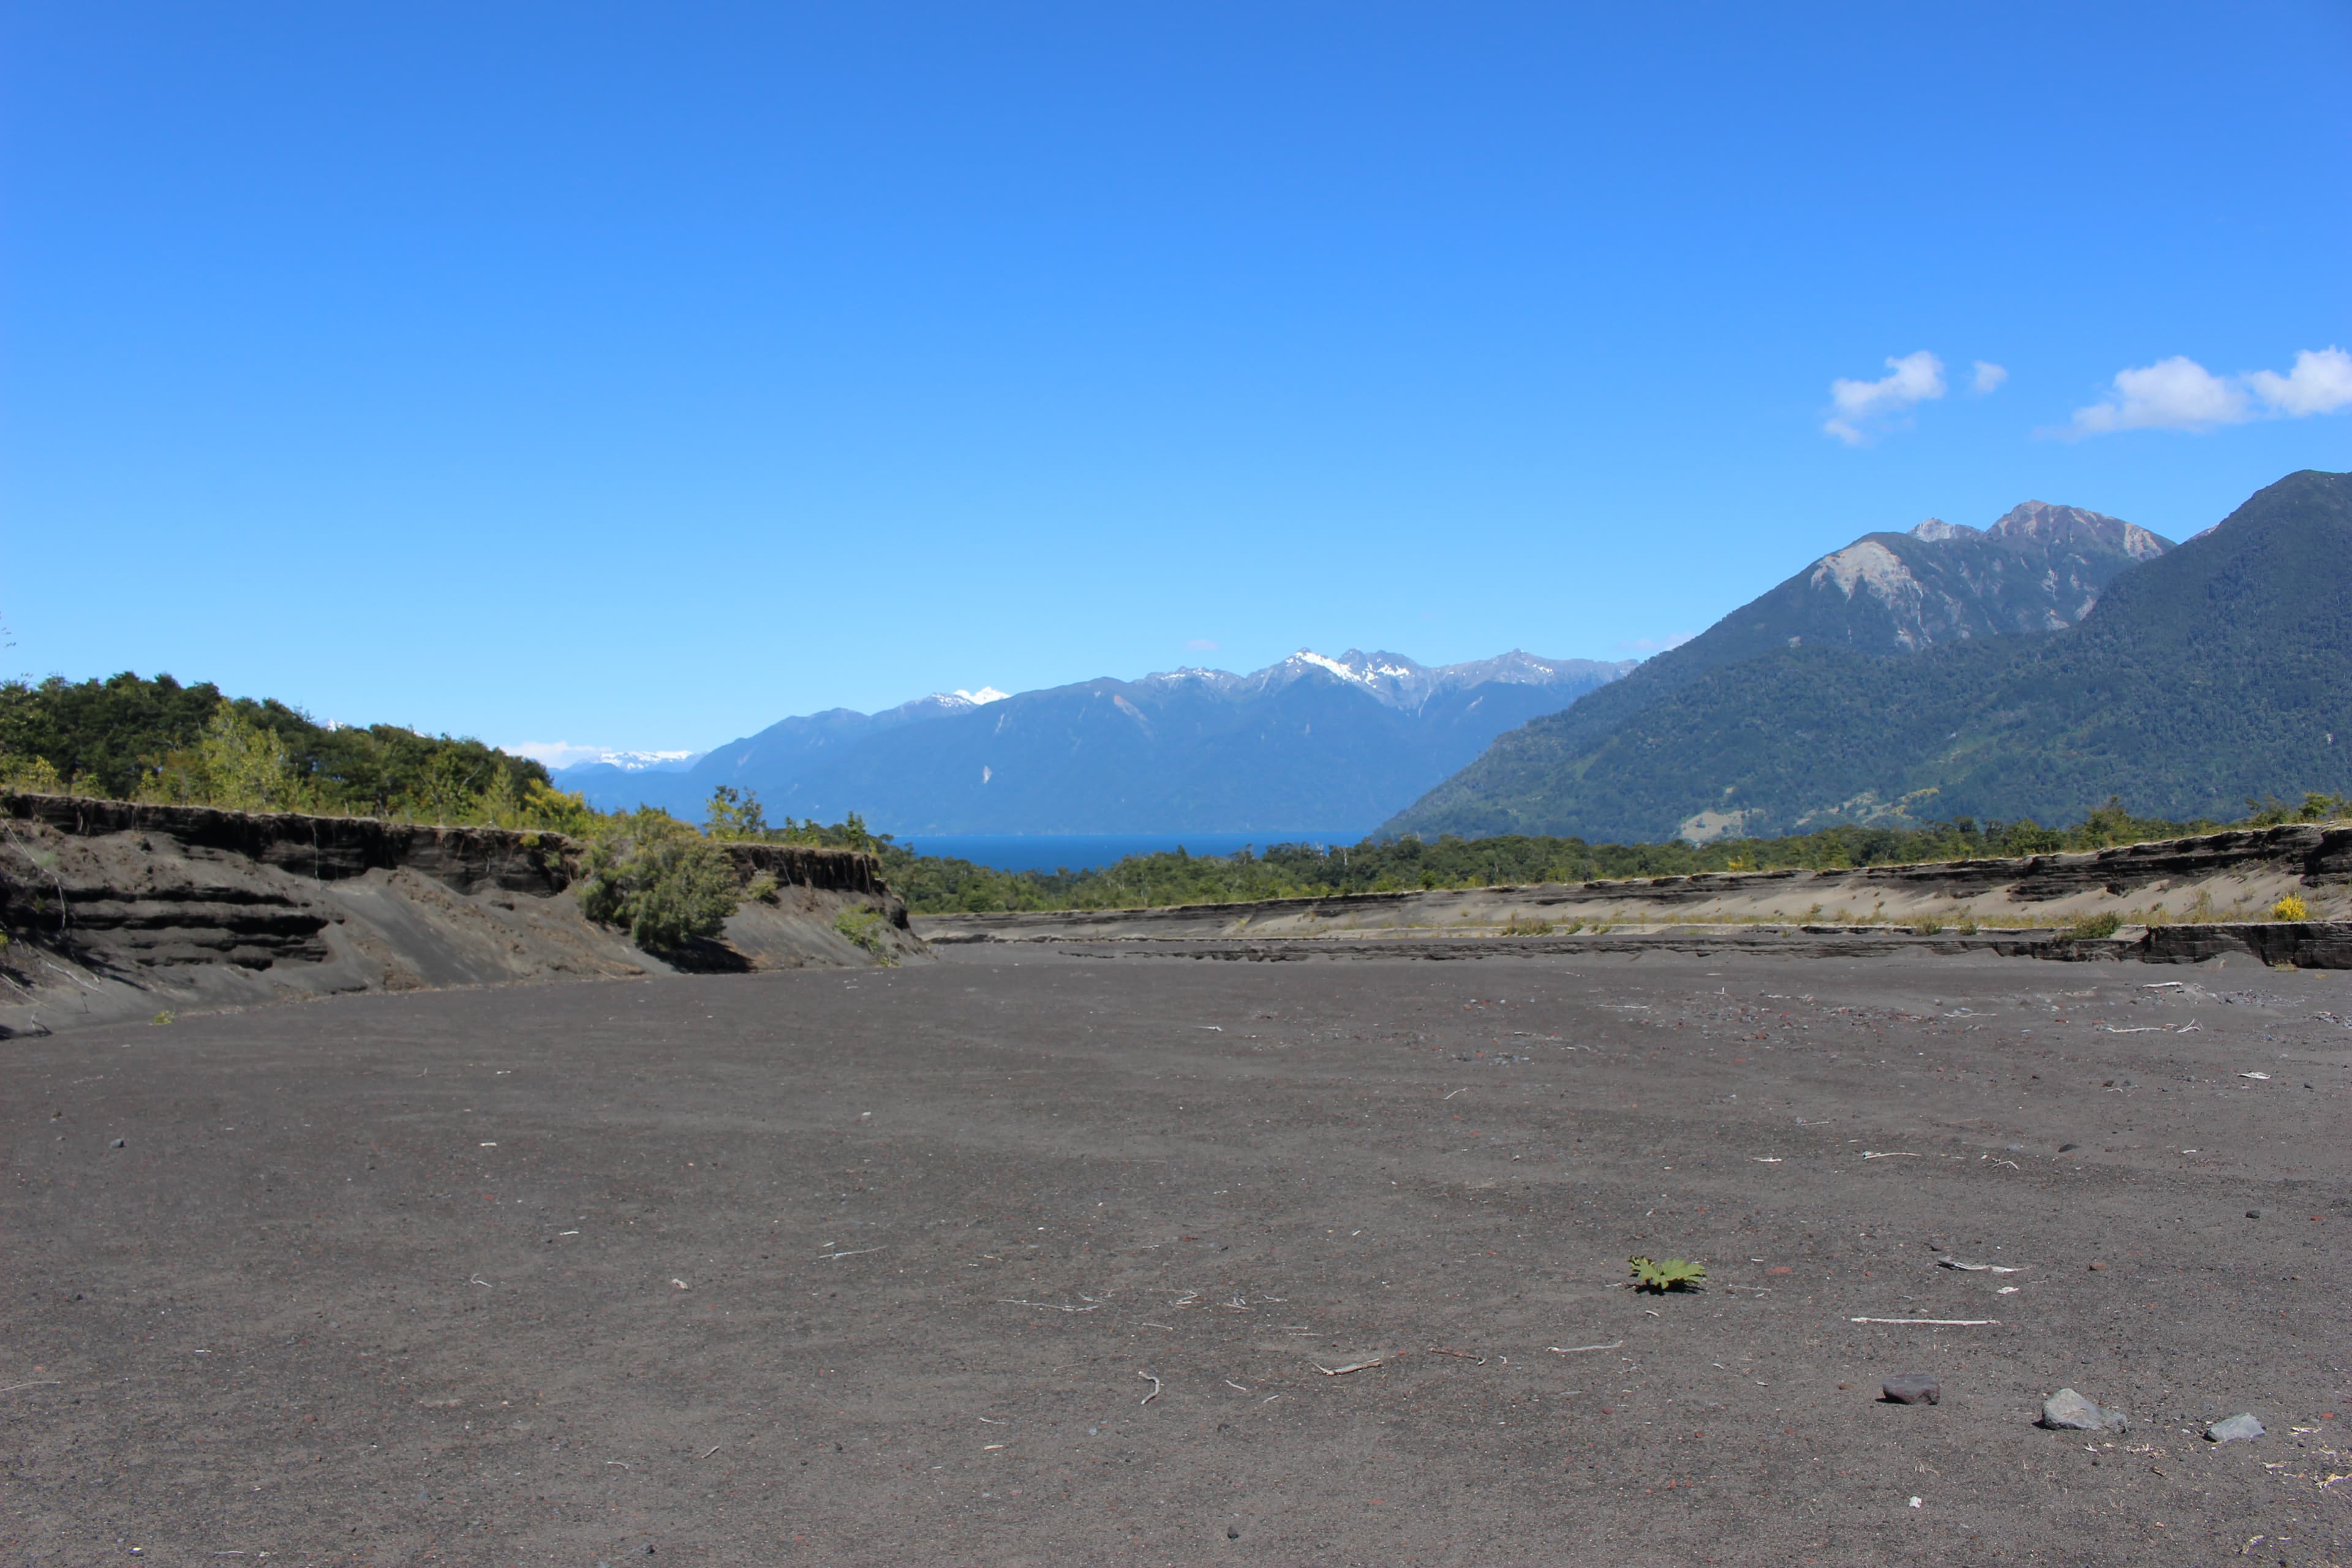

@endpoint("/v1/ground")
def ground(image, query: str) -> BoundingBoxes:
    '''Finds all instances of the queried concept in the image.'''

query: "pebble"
[2206,1414,2264,1444]
[110,1138,126,1149]
[2246,1210,2262,1219]
[2040,1388,2127,1433]
[1882,1374,1940,1405]
[2087,1261,2106,1272]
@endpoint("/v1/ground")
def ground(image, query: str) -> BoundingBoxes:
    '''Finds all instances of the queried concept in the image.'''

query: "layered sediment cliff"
[0,794,922,1036]
[918,823,2352,968]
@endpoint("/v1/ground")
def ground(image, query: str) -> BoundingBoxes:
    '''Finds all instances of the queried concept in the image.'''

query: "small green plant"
[1912,916,1945,936]
[151,1009,175,1025]
[2067,911,2123,940]
[834,907,898,965]
[744,873,780,904]
[2272,894,2310,922]
[1628,1255,1706,1292]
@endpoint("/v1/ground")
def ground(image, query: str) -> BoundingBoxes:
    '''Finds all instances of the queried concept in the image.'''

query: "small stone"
[2087,1261,2106,1272]
[1227,1526,1241,1539]
[2005,1144,2024,1152]
[2040,1388,2127,1433]
[2206,1414,2264,1444]
[2246,1210,2261,1219]
[2058,1143,2079,1152]
[1882,1373,1940,1405]
[110,1138,126,1149]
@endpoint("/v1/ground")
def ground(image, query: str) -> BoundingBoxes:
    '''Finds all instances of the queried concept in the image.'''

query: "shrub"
[834,907,897,965]
[745,873,780,904]
[2272,894,2310,922]
[578,816,741,953]
[2067,911,2123,940]
[1913,917,1945,936]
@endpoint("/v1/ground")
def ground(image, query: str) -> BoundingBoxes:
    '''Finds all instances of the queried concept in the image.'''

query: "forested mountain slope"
[1387,471,2348,842]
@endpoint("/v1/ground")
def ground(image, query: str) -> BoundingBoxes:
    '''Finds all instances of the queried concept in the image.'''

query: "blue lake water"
[892,832,1360,873]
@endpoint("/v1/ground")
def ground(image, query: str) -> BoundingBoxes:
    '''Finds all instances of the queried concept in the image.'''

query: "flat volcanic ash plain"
[4,948,2348,1564]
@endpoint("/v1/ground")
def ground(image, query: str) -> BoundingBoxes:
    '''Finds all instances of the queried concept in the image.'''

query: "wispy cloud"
[1824,351,1947,444]
[1183,638,1221,652]
[1970,360,2008,395]
[2059,347,2352,437]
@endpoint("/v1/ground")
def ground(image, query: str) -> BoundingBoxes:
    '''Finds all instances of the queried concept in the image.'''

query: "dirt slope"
[919,823,2352,971]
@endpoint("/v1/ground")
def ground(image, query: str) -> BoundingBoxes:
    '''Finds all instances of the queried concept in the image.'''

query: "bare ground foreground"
[5,947,2349,1566]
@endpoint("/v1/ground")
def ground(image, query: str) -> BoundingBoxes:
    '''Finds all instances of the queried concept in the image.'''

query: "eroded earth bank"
[0,793,922,1038]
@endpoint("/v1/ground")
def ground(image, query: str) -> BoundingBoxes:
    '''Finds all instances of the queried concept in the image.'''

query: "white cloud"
[2062,346,2352,437]
[2245,346,2352,417]
[1183,638,1221,652]
[1824,351,1947,444]
[1970,360,2008,394]
[2065,355,2251,435]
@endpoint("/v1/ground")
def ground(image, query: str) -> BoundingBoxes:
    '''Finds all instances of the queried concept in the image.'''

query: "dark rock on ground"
[1882,1374,1940,1404]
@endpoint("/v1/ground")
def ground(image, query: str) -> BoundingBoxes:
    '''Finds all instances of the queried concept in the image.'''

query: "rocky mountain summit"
[1675,500,2171,676]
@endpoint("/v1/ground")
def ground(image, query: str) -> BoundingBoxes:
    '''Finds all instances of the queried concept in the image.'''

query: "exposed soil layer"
[6,947,2348,1564]
[919,822,2352,953]
[0,794,923,1037]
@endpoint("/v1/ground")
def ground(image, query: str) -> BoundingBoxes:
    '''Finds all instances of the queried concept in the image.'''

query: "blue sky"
[6,2,2348,761]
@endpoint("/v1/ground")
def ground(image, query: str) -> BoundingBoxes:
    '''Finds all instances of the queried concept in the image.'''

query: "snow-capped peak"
[519,742,705,773]
[952,686,1011,706]
[1292,649,1381,686]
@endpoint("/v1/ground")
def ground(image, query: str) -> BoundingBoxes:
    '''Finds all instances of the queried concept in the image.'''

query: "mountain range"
[553,649,1634,834]
[1388,471,2352,842]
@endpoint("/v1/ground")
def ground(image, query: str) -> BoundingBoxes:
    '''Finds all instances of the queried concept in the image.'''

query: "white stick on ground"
[1139,1373,1161,1406]
[1311,1358,1382,1376]
[1548,1341,1624,1354]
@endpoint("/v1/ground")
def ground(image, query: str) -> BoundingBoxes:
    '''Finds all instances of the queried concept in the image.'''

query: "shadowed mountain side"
[1387,470,2351,842]
[728,669,1618,834]
[568,653,1630,834]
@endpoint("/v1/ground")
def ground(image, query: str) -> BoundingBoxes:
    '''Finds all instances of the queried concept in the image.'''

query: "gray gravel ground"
[5,947,2348,1565]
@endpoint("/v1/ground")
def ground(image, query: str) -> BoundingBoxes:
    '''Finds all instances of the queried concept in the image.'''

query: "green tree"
[704,785,769,840]
[576,812,741,953]
[193,707,311,813]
